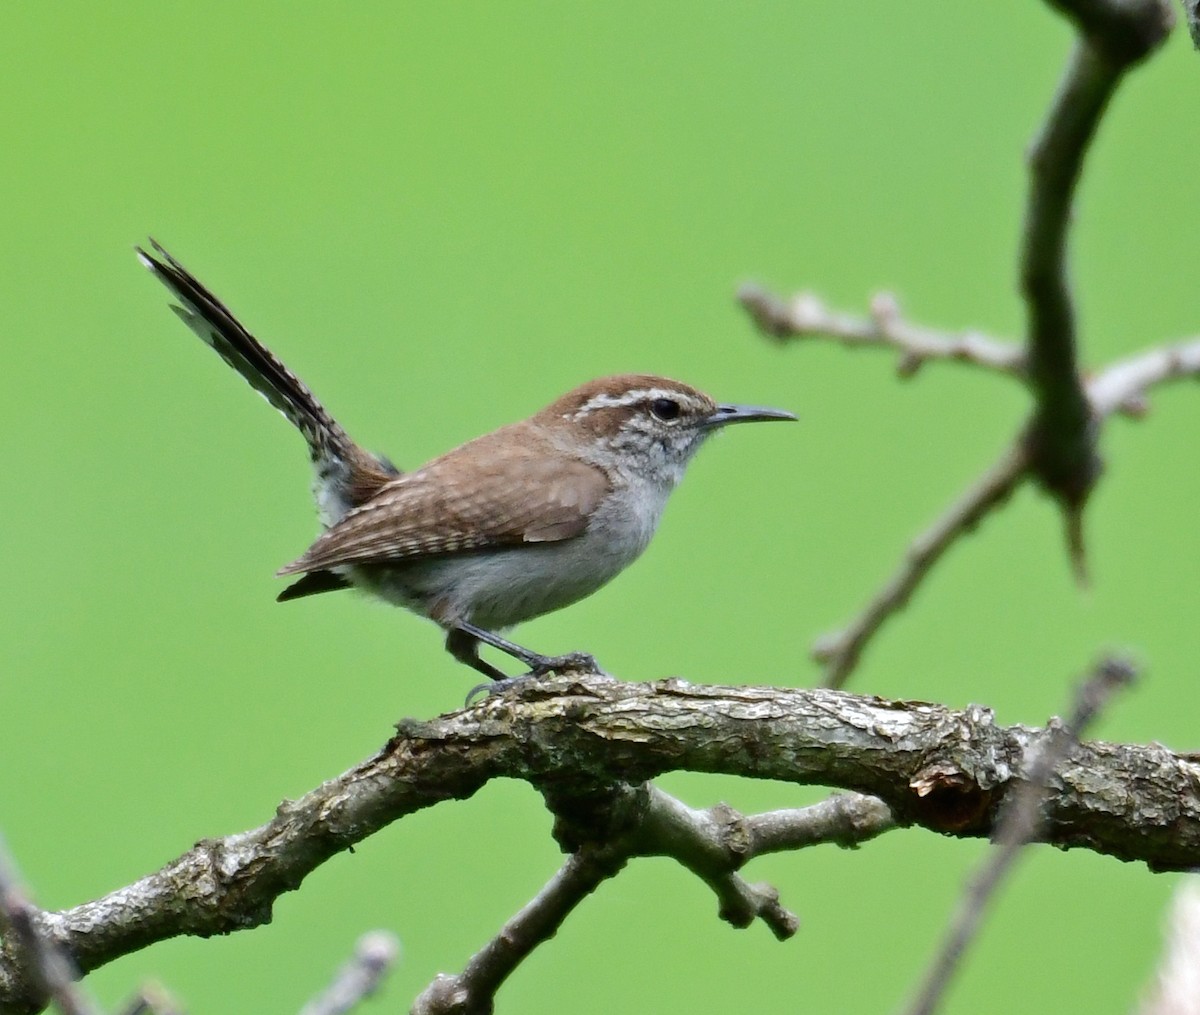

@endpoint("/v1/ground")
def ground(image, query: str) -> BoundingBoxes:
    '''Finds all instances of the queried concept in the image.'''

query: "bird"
[137,240,797,688]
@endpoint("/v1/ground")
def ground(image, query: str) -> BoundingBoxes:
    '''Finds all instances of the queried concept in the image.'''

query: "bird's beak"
[702,403,798,429]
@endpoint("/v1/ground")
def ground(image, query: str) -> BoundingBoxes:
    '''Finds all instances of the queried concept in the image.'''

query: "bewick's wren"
[138,241,796,685]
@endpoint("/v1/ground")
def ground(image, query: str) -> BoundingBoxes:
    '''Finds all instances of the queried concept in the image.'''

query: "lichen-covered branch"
[3,676,1198,1014]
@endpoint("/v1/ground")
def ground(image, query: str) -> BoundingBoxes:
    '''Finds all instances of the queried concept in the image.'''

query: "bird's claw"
[463,652,603,706]
[464,676,531,707]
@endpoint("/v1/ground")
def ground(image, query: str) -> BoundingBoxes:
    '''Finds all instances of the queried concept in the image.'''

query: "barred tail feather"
[137,239,354,465]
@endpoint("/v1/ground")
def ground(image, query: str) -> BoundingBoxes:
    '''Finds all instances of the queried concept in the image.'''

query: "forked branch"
[741,0,1182,687]
[414,789,896,1014]
[3,676,1199,1014]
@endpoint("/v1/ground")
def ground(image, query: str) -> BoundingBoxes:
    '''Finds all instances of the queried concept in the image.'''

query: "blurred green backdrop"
[2,3,1198,1013]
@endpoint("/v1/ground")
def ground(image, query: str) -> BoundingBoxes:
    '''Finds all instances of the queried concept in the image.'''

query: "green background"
[3,4,1198,1012]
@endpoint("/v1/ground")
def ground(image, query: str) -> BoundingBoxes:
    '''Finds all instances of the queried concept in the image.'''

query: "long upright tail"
[137,239,397,523]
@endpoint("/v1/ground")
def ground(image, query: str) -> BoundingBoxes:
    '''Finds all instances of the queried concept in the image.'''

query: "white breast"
[360,477,672,632]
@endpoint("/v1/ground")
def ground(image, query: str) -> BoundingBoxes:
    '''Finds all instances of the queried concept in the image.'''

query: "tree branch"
[813,440,1030,687]
[634,787,892,932]
[1050,0,1174,64]
[1086,336,1200,416]
[738,285,1154,418]
[812,332,1200,687]
[3,676,1198,1014]
[0,837,99,1015]
[737,285,1026,381]
[1021,0,1171,545]
[1019,41,1114,514]
[412,850,614,1015]
[737,0,1181,688]
[414,786,892,1013]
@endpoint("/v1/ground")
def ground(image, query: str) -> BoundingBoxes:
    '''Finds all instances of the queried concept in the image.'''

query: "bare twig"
[412,851,615,1015]
[414,787,892,1013]
[632,787,893,937]
[815,439,1030,687]
[298,931,401,1015]
[740,0,1176,687]
[1087,336,1200,416]
[739,282,1157,418]
[0,837,99,1015]
[739,792,896,854]
[901,656,1137,1015]
[738,285,1026,380]
[813,331,1200,688]
[738,313,1200,689]
[4,676,1199,1014]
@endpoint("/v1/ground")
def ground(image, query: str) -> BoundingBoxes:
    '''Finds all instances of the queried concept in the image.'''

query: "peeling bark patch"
[910,764,994,832]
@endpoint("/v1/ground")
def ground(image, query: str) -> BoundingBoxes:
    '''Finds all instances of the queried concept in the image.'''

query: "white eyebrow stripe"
[571,389,683,420]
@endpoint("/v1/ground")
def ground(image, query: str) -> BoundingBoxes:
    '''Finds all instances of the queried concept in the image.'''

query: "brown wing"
[277,428,609,575]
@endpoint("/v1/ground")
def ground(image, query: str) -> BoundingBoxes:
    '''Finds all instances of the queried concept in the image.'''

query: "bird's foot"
[462,652,604,706]
[527,651,601,676]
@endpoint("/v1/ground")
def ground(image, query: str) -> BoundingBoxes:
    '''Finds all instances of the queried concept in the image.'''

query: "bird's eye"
[649,397,681,422]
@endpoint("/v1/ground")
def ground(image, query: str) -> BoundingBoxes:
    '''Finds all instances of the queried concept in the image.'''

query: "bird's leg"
[447,627,524,706]
[450,622,600,678]
[445,627,511,682]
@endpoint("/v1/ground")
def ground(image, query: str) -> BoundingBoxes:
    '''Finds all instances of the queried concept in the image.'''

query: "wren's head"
[541,374,796,485]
